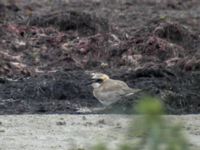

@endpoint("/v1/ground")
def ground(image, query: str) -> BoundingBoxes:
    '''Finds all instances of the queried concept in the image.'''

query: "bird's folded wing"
[101,80,129,91]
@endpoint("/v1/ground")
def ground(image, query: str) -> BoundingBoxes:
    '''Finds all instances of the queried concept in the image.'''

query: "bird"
[90,73,141,106]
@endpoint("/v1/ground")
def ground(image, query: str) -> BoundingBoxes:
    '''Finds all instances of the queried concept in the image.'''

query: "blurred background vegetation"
[93,97,189,150]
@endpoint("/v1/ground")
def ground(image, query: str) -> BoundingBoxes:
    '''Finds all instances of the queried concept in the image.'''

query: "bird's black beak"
[86,78,103,86]
[85,79,95,86]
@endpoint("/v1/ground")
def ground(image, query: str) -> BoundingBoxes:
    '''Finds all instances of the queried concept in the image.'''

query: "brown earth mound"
[0,0,199,114]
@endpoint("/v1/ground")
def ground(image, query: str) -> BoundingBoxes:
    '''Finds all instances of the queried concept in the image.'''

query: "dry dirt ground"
[0,114,200,150]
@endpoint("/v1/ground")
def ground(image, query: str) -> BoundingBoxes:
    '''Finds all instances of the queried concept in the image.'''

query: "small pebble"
[97,119,105,124]
[56,121,66,126]
[0,129,5,132]
[82,116,87,121]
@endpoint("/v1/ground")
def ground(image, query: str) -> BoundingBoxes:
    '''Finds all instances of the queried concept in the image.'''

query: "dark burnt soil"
[0,0,200,114]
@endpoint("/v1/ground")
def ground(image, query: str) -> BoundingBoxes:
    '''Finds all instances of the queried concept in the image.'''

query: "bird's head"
[90,73,110,89]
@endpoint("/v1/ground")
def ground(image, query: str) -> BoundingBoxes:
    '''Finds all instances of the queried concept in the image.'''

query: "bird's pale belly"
[94,91,121,106]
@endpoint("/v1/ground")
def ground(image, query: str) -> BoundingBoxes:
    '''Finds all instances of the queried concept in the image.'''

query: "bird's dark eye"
[95,79,103,83]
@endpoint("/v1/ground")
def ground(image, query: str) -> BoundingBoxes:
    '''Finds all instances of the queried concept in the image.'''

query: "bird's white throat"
[92,83,101,89]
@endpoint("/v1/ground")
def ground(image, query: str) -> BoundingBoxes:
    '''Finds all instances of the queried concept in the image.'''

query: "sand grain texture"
[0,115,199,150]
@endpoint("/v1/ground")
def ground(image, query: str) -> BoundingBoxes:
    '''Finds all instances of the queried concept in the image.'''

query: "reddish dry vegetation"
[0,0,199,114]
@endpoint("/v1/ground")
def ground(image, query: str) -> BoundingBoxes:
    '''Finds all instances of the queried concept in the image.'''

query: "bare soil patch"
[0,115,199,150]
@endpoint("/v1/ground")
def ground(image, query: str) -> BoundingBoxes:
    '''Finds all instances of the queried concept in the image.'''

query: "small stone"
[82,116,87,121]
[84,122,93,126]
[98,119,105,124]
[60,118,64,120]
[56,121,66,126]
[115,123,122,128]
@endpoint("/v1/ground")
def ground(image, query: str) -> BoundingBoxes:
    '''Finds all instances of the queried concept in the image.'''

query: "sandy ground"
[0,115,199,150]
